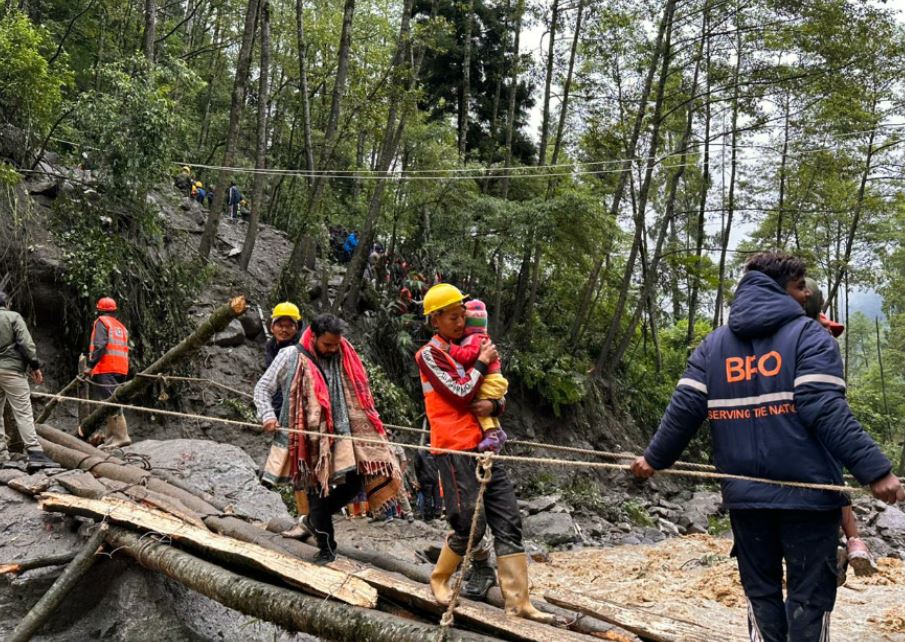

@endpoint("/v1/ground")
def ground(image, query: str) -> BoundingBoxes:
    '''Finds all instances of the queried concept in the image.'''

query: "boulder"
[25,160,60,197]
[125,439,289,523]
[876,505,905,535]
[524,511,578,546]
[524,494,559,515]
[239,307,264,340]
[212,319,247,347]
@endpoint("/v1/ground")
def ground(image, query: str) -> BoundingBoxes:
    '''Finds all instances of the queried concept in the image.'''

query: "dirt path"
[528,534,905,641]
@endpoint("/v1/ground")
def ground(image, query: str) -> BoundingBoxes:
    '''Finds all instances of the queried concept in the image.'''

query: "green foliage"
[64,56,197,196]
[622,499,654,528]
[0,12,71,145]
[707,514,731,537]
[0,162,21,186]
[508,348,588,416]
[363,357,419,427]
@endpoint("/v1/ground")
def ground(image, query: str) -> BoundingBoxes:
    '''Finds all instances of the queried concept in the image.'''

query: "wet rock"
[574,515,612,539]
[876,505,905,534]
[212,319,247,347]
[524,494,559,515]
[25,161,60,197]
[125,439,289,523]
[524,511,578,546]
[658,518,680,537]
[239,307,264,340]
[642,527,666,544]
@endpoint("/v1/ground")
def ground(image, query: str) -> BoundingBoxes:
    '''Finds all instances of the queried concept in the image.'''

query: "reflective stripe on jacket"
[416,335,487,454]
[645,271,891,510]
[90,316,129,375]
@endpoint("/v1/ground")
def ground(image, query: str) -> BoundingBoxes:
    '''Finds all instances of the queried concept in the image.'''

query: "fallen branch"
[0,551,79,576]
[7,524,108,642]
[38,492,377,608]
[79,296,248,435]
[104,525,495,642]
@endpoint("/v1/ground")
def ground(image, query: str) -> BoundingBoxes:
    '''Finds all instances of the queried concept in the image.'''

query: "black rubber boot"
[461,557,496,601]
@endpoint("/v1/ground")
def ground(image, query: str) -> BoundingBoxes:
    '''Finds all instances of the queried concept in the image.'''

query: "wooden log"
[0,551,79,576]
[36,426,636,641]
[38,492,377,608]
[7,524,108,642]
[103,525,495,642]
[79,296,248,435]
[346,564,598,642]
[545,588,733,642]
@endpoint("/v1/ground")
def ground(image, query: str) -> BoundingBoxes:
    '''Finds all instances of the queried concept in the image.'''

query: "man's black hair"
[310,313,346,337]
[744,251,806,288]
[0,291,7,307]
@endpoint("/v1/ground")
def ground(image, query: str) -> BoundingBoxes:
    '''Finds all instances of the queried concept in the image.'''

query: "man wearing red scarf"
[254,313,400,563]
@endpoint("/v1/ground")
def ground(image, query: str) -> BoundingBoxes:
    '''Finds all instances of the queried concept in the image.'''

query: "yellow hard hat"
[423,284,468,316]
[194,181,203,188]
[271,301,301,322]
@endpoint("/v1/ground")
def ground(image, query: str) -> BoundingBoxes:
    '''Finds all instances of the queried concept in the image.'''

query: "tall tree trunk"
[607,30,703,373]
[596,0,677,373]
[537,0,559,166]
[824,123,877,310]
[143,0,156,61]
[776,89,790,247]
[570,0,673,349]
[336,0,426,314]
[239,1,271,271]
[198,0,262,261]
[198,8,223,149]
[295,0,315,180]
[458,0,474,159]
[712,8,744,328]
[283,0,356,286]
[522,0,583,343]
[499,0,524,200]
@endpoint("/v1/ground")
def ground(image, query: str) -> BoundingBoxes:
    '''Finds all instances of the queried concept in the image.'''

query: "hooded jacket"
[0,306,40,373]
[645,270,891,510]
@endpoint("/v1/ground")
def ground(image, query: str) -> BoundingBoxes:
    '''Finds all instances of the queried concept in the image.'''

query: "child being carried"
[448,299,508,452]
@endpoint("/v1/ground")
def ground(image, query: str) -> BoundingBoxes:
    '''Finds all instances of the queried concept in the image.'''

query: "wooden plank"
[344,563,599,642]
[38,492,377,608]
[545,588,733,642]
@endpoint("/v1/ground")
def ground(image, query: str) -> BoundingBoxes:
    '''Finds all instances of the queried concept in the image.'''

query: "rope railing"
[31,391,865,495]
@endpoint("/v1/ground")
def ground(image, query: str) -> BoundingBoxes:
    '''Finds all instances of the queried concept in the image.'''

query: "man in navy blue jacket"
[631,251,903,642]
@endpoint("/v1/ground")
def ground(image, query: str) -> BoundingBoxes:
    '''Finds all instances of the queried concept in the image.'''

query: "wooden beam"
[104,525,496,642]
[345,564,599,642]
[39,492,377,608]
[545,588,733,642]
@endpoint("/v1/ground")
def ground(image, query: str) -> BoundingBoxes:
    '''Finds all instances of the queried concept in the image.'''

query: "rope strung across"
[32,392,865,495]
[438,453,494,634]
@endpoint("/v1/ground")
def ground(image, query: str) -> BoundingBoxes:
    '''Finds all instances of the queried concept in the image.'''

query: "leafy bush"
[0,12,71,156]
[508,348,589,415]
[622,499,654,527]
[363,357,419,427]
[65,56,197,196]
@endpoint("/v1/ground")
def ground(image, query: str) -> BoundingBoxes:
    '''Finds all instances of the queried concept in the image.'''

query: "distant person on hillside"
[0,291,55,470]
[227,182,243,222]
[342,231,358,263]
[803,277,877,578]
[631,251,903,642]
[254,313,400,564]
[79,297,131,449]
[205,186,215,208]
[194,185,206,205]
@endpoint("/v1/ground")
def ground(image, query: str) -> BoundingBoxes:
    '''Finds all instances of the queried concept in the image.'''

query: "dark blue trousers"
[730,508,841,642]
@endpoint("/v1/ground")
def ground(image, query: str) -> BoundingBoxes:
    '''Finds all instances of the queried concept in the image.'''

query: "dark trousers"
[436,453,523,557]
[730,508,841,642]
[307,471,362,554]
[421,481,441,519]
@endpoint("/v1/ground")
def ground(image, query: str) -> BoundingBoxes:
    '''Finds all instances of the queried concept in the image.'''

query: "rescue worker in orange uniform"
[78,297,131,448]
[415,283,556,624]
